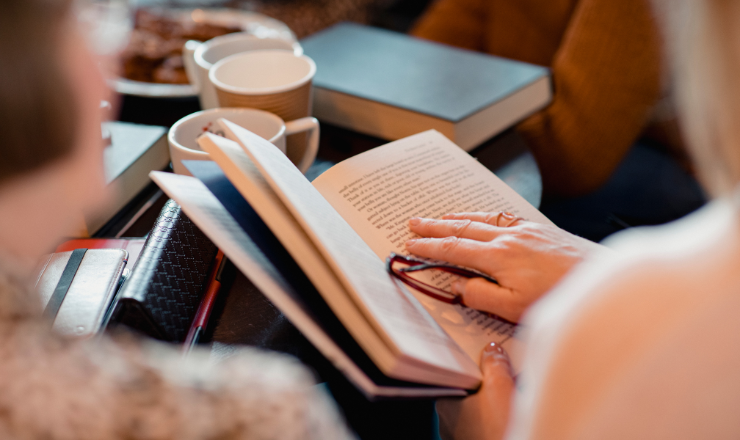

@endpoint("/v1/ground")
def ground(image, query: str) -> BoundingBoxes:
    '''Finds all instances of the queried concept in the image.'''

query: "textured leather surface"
[112,199,218,342]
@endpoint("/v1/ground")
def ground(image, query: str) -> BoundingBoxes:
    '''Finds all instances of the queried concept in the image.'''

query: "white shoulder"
[508,198,740,440]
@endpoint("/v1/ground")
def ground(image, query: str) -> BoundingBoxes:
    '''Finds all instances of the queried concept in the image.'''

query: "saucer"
[113,8,299,98]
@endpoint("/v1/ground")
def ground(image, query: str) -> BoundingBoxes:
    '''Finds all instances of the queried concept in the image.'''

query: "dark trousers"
[540,141,706,242]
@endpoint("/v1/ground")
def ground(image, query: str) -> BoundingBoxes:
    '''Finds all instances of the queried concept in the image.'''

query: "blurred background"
[116,0,439,126]
[133,0,434,36]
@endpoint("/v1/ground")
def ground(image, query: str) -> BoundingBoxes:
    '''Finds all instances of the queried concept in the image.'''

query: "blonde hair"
[655,0,740,196]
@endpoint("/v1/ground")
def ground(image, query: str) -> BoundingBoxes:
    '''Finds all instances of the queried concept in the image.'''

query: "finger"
[455,278,524,322]
[477,342,515,437]
[479,342,514,415]
[480,342,514,381]
[443,212,499,223]
[409,217,500,242]
[436,343,514,440]
[443,212,525,227]
[405,236,498,274]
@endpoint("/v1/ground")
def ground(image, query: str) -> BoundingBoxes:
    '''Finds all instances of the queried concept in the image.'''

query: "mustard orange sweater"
[412,0,665,196]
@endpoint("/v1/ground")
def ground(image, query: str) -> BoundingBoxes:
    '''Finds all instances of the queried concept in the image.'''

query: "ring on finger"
[496,211,524,227]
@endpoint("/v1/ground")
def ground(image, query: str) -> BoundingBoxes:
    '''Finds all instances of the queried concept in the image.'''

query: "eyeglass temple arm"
[387,253,498,285]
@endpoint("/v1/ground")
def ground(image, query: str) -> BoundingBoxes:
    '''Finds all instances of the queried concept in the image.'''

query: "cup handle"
[284,117,320,174]
[182,40,202,93]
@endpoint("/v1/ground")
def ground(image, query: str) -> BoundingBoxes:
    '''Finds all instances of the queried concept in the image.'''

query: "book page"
[219,120,481,388]
[194,134,397,375]
[151,171,467,398]
[313,130,550,365]
[150,172,341,358]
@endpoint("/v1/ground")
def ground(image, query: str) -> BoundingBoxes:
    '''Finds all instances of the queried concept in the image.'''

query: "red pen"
[183,250,226,354]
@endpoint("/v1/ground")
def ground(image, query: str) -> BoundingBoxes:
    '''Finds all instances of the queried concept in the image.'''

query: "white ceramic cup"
[209,50,317,167]
[208,50,316,120]
[182,33,302,110]
[168,108,319,175]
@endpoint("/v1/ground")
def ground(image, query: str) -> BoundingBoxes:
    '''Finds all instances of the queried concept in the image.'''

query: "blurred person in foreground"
[413,0,705,241]
[407,0,740,438]
[0,1,352,438]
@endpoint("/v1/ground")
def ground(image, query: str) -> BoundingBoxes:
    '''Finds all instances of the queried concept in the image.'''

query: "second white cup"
[182,32,302,110]
[168,108,319,175]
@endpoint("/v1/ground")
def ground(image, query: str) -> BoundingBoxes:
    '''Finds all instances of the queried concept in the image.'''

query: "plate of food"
[115,8,299,97]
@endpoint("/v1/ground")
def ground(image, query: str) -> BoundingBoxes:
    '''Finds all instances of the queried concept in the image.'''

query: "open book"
[151,126,552,398]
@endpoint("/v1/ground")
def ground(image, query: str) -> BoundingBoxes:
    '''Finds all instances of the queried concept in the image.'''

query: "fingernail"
[481,342,511,369]
[409,217,421,226]
[405,239,418,248]
[452,279,467,295]
[483,341,505,356]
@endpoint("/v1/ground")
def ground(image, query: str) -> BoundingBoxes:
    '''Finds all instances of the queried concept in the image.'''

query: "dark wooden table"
[112,94,541,440]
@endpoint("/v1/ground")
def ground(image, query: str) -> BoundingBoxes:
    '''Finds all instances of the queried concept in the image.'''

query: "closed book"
[56,238,147,267]
[301,23,552,151]
[35,249,128,338]
[84,122,170,235]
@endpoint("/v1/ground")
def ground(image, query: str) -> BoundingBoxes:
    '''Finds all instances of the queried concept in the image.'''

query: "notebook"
[301,22,552,150]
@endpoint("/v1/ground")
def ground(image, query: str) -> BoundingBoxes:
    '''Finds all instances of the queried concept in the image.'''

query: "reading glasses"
[385,253,498,304]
